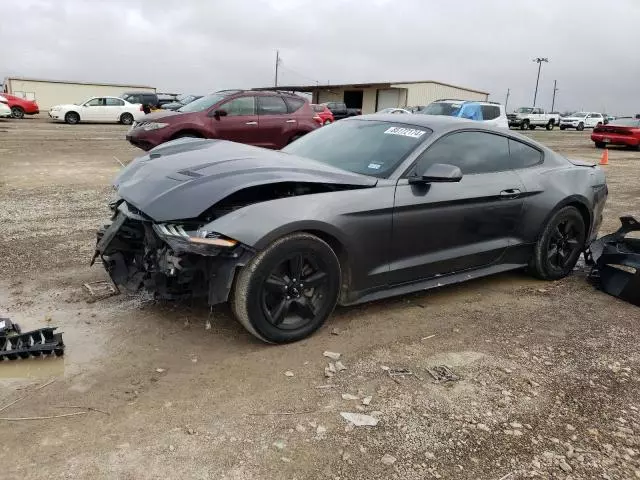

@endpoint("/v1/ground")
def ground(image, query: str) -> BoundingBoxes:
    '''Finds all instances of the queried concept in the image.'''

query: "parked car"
[97,114,607,343]
[508,107,560,130]
[48,96,145,125]
[121,92,159,111]
[591,117,640,149]
[560,112,605,131]
[126,90,318,151]
[377,108,412,114]
[0,95,12,118]
[322,102,361,120]
[161,94,203,111]
[311,104,334,125]
[419,99,509,129]
[0,93,40,119]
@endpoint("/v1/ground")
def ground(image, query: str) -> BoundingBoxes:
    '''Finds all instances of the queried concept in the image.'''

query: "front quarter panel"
[203,183,396,296]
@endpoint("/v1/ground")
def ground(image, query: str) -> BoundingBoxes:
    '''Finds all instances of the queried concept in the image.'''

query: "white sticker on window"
[384,127,426,139]
[367,163,382,170]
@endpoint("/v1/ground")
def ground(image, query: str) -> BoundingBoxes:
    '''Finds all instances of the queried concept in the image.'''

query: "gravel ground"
[0,118,639,480]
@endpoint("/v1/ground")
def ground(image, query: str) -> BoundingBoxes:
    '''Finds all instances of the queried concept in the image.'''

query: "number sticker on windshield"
[384,127,426,139]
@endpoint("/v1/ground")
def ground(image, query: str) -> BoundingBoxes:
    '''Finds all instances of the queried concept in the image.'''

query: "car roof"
[350,113,477,129]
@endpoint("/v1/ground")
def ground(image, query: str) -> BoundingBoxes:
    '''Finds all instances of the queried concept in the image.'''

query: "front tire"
[64,111,80,124]
[577,122,585,131]
[232,233,341,343]
[11,106,24,119]
[529,206,586,280]
[520,120,529,130]
[120,113,134,125]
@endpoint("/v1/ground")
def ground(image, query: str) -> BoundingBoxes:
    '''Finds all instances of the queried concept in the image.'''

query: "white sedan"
[48,96,145,125]
[0,95,11,118]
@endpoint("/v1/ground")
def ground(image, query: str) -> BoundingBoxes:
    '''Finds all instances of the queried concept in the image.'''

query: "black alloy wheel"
[260,253,329,330]
[530,206,586,280]
[11,106,24,119]
[233,232,341,343]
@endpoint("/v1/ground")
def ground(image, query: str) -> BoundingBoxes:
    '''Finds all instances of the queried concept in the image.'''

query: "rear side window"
[481,105,501,120]
[508,139,543,169]
[414,131,511,175]
[284,96,305,113]
[106,98,124,106]
[258,96,288,115]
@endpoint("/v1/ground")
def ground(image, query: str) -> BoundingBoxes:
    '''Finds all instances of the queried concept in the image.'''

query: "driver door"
[82,97,106,121]
[211,95,260,145]
[388,130,524,285]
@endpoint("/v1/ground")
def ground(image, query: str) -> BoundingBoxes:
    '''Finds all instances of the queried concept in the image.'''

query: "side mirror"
[408,163,463,184]
[209,109,228,119]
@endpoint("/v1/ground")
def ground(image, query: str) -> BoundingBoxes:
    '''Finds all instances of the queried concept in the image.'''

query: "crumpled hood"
[114,138,377,221]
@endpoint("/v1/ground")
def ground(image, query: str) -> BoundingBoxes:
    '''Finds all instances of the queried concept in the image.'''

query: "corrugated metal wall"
[7,79,156,110]
[392,82,488,107]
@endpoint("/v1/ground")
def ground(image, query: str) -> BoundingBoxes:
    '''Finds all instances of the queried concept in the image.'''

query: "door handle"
[500,188,521,199]
[245,121,257,125]
[285,119,296,123]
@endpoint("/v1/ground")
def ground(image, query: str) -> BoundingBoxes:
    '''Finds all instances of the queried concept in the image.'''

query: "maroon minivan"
[126,89,318,151]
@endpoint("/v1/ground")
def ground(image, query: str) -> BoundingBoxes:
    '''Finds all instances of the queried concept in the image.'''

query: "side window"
[85,98,103,107]
[413,131,510,175]
[221,96,256,116]
[105,98,125,106]
[284,96,305,113]
[144,94,156,105]
[508,139,543,169]
[257,96,288,115]
[481,105,501,120]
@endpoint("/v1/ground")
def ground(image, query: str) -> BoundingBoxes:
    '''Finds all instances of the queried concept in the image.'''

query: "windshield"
[420,102,463,116]
[177,94,196,104]
[609,118,640,127]
[178,93,230,113]
[570,112,588,117]
[282,120,431,178]
[516,107,533,114]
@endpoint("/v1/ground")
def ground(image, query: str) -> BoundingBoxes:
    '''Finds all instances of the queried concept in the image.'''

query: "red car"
[126,89,318,151]
[1,93,39,118]
[311,104,334,126]
[592,118,640,149]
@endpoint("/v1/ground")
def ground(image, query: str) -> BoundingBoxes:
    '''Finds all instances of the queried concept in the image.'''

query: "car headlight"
[153,224,238,251]
[142,122,169,131]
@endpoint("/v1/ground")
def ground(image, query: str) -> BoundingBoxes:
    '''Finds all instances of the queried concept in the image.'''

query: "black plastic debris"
[0,318,65,361]
[589,216,640,306]
[427,365,460,384]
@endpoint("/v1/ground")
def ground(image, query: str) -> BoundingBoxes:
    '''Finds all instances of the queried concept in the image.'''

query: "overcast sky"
[2,0,639,114]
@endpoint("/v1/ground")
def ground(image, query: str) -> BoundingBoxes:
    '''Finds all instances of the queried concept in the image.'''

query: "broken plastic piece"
[0,322,65,361]
[427,365,460,383]
[589,216,640,306]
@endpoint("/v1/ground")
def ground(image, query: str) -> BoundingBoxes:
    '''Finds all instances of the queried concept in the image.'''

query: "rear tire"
[64,111,80,124]
[10,106,24,119]
[232,233,341,343]
[529,206,586,280]
[546,121,554,131]
[120,113,134,125]
[577,122,585,131]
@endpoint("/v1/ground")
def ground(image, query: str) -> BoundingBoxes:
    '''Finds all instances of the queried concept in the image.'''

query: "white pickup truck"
[508,107,561,131]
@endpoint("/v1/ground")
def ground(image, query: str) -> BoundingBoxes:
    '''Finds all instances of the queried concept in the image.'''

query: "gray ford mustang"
[94,114,608,343]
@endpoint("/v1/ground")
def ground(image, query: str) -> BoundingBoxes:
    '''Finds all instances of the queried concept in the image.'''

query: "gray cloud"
[2,0,638,114]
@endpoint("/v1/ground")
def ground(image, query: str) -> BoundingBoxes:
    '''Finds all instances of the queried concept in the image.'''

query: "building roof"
[4,76,154,89]
[254,80,489,95]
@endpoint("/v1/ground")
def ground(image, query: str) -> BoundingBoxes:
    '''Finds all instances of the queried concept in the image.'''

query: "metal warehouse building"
[2,77,156,110]
[257,80,488,114]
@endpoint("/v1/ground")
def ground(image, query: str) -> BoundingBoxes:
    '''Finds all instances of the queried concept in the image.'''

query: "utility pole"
[505,88,510,111]
[274,50,280,87]
[532,57,549,107]
[551,80,558,112]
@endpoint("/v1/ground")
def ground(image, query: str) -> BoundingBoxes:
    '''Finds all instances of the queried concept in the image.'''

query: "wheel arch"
[170,128,205,140]
[537,196,592,242]
[65,110,80,121]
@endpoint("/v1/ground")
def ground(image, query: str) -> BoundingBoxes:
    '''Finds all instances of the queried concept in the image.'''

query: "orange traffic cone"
[600,148,609,165]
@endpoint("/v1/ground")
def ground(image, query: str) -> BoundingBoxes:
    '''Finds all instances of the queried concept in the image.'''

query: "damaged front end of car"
[589,215,640,307]
[91,200,254,305]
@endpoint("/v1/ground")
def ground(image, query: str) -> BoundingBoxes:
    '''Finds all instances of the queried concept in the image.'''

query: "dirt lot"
[1,118,639,480]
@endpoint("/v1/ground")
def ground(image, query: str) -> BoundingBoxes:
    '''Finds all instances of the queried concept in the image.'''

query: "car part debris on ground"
[427,365,460,383]
[588,216,640,306]
[83,280,118,303]
[0,318,65,361]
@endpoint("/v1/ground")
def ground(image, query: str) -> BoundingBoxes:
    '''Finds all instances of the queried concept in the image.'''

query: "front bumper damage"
[91,201,254,305]
[589,216,640,306]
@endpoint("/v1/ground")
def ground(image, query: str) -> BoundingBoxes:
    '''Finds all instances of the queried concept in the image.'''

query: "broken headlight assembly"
[153,223,239,256]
